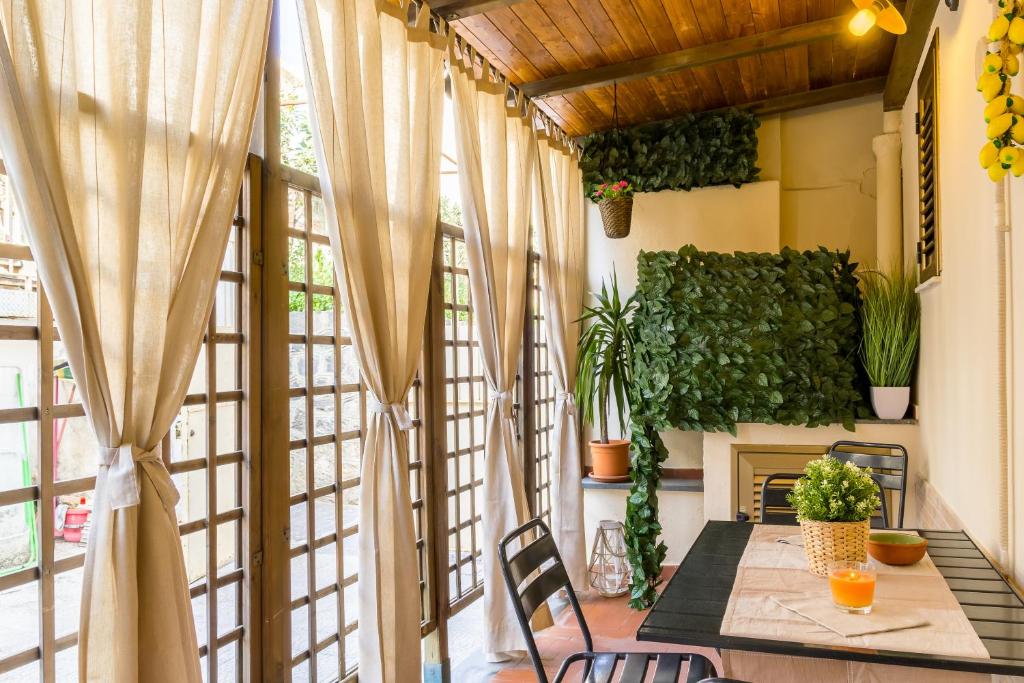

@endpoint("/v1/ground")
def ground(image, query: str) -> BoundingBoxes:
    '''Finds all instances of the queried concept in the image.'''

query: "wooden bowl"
[867,532,928,566]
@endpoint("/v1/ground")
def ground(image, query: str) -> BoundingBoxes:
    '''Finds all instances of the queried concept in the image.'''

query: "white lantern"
[588,520,630,597]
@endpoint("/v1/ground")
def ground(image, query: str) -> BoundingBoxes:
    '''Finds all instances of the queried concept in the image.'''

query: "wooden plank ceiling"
[442,0,899,137]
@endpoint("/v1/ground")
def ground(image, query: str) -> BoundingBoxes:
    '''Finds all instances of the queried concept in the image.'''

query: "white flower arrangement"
[786,455,879,522]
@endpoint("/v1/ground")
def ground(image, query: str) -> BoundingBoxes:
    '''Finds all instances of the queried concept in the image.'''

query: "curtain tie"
[370,399,414,430]
[490,390,514,419]
[556,392,577,416]
[99,444,179,511]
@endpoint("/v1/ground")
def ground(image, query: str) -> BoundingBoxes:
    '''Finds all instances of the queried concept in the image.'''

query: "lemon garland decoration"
[981,2,1024,181]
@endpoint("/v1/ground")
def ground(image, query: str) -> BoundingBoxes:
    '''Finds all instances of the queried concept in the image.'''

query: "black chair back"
[498,518,593,683]
[759,472,804,525]
[759,440,909,528]
[828,440,908,528]
[760,471,891,527]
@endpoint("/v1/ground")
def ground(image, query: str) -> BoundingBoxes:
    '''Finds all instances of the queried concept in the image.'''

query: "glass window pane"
[217,582,241,637]
[313,443,335,492]
[170,406,207,464]
[54,565,85,638]
[0,346,37,411]
[288,238,306,283]
[215,282,240,334]
[279,0,317,176]
[290,292,306,335]
[53,416,98,484]
[217,402,241,455]
[311,196,326,237]
[216,343,241,393]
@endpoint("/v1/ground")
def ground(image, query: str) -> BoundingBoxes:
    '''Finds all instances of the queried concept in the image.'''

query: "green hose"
[1,371,38,576]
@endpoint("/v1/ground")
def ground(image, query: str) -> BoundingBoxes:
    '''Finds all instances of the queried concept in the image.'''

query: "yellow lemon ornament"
[1012,118,1024,144]
[990,163,1009,182]
[981,141,1001,168]
[1010,16,1024,44]
[988,113,1016,139]
[985,52,1005,74]
[980,73,1008,101]
[1007,53,1021,76]
[991,15,1011,41]
[986,98,1009,123]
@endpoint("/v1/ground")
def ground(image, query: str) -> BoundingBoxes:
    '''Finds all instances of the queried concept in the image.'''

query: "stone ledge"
[582,476,703,492]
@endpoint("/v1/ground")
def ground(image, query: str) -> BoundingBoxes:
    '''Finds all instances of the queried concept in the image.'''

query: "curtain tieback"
[99,444,179,511]
[490,390,514,419]
[556,392,577,416]
[370,399,414,430]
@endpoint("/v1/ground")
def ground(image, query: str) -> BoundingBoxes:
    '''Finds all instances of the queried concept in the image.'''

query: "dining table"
[636,520,1024,681]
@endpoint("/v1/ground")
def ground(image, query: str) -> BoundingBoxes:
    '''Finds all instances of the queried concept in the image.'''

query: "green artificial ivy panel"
[625,246,867,608]
[580,110,760,196]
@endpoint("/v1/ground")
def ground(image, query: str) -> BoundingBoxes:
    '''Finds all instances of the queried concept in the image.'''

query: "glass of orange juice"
[828,561,877,614]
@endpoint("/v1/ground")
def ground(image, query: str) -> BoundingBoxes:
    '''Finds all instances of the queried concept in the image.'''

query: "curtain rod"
[403,0,580,156]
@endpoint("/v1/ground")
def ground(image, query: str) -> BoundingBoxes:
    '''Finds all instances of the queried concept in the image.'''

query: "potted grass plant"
[575,271,637,481]
[860,263,921,419]
[788,455,879,576]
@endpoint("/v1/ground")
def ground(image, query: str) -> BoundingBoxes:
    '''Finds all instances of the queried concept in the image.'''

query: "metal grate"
[176,193,250,683]
[438,222,487,614]
[282,173,428,682]
[0,166,254,682]
[916,31,940,283]
[527,253,554,526]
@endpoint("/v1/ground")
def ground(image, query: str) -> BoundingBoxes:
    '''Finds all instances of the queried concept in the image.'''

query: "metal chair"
[758,441,908,528]
[828,440,908,528]
[498,518,747,683]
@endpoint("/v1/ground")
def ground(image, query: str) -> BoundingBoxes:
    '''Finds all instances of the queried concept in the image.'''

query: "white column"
[872,111,904,267]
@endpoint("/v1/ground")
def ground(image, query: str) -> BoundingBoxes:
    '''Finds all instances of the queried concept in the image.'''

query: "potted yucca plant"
[575,271,636,481]
[788,455,879,576]
[860,263,921,419]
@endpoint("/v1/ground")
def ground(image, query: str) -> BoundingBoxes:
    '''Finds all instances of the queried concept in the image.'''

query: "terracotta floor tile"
[480,567,724,681]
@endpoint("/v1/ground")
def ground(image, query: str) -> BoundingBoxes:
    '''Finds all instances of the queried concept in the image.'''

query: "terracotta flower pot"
[589,439,631,480]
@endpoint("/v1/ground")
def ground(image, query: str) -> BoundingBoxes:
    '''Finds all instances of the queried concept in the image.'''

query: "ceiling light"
[849,0,907,36]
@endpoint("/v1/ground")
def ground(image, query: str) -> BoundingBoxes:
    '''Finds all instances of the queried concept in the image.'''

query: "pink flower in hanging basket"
[588,179,634,203]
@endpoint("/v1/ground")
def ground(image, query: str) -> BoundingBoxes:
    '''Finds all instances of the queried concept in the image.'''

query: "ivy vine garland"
[980,1,1024,181]
[624,246,866,608]
[580,109,760,196]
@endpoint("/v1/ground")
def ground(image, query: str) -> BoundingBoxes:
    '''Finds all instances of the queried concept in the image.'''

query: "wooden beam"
[883,0,941,111]
[734,77,887,117]
[521,15,849,99]
[432,0,528,20]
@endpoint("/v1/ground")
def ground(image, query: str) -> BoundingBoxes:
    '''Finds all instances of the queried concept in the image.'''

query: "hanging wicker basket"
[799,518,870,577]
[598,197,633,239]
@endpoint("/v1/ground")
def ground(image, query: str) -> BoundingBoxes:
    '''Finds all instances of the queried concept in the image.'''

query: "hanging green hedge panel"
[580,110,760,195]
[625,245,867,608]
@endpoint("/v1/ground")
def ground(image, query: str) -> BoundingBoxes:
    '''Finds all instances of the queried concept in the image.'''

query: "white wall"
[775,95,883,267]
[896,2,1024,577]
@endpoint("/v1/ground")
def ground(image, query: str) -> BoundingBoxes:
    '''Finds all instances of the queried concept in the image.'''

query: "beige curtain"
[533,133,587,590]
[296,0,444,680]
[448,41,537,657]
[0,1,270,681]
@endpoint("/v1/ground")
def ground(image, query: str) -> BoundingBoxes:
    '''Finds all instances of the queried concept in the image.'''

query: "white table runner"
[719,524,994,682]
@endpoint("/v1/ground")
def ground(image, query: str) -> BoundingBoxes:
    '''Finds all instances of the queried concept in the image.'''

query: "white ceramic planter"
[870,386,910,420]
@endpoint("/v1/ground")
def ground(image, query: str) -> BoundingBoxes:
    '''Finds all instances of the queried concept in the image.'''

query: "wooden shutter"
[917,32,940,282]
